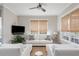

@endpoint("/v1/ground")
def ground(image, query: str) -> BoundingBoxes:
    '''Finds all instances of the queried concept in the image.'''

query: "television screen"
[12,25,25,35]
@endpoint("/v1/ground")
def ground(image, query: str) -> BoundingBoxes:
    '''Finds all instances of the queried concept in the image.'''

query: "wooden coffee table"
[30,46,47,56]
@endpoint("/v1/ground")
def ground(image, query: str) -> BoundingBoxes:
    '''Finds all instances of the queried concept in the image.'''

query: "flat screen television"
[12,25,25,35]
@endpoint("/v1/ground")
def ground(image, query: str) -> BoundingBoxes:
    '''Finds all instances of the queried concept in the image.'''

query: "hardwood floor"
[30,46,47,56]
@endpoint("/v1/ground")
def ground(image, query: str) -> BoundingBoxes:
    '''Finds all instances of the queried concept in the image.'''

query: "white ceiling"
[3,3,71,16]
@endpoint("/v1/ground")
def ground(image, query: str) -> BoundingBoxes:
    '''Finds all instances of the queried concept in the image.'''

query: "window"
[30,19,48,34]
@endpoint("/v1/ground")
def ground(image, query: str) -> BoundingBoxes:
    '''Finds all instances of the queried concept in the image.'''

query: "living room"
[0,3,79,56]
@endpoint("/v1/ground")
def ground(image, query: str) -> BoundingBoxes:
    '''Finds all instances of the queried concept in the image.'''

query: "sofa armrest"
[21,44,32,56]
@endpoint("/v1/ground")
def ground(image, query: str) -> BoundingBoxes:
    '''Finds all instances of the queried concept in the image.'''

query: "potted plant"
[11,35,25,44]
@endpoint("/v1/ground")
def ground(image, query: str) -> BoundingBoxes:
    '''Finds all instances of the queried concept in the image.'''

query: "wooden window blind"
[30,20,48,34]
[31,20,38,32]
[61,8,79,32]
[70,16,79,32]
[61,15,70,32]
[39,20,48,33]
[70,9,79,32]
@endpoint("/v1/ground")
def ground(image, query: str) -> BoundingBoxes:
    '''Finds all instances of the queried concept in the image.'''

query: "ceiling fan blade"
[40,3,47,6]
[29,7,37,9]
[41,8,46,12]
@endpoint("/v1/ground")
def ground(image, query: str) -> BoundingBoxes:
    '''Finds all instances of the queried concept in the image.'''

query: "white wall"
[18,16,57,36]
[2,6,18,43]
[60,4,79,17]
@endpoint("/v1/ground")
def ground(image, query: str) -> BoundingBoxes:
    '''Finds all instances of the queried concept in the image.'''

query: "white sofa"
[0,44,32,56]
[26,40,53,44]
[46,44,79,56]
[26,34,53,45]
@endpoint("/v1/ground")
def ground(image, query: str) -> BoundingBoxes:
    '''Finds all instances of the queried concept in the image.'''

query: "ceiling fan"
[29,3,46,12]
